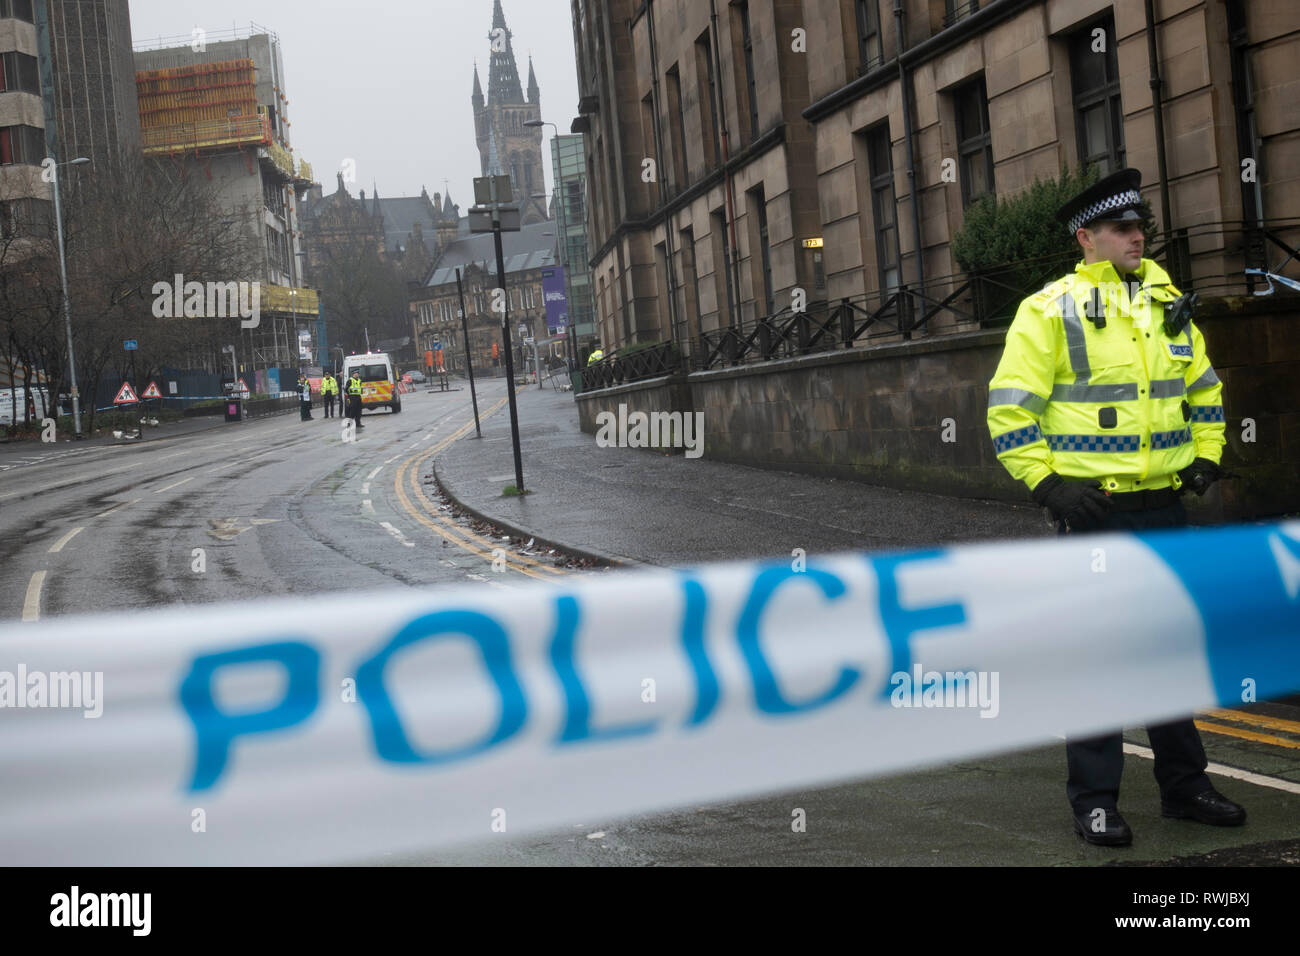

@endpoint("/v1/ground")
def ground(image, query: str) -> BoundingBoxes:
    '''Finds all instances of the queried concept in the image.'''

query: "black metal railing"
[576,220,1300,390]
[580,341,682,391]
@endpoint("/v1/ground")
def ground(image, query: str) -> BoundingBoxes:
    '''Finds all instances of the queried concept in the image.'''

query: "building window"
[954,77,994,206]
[680,226,701,342]
[1069,16,1125,175]
[696,31,721,168]
[867,124,900,293]
[666,64,688,189]
[0,52,40,95]
[1227,0,1264,235]
[749,186,774,317]
[0,0,35,24]
[712,208,735,329]
[855,1,884,73]
[640,92,659,203]
[944,0,980,28]
[735,1,759,141]
[0,124,45,165]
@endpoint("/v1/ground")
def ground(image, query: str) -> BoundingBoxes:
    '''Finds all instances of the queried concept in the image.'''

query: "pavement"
[433,384,1053,568]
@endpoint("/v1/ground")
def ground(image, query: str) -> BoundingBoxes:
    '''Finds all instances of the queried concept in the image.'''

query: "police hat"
[1055,168,1144,234]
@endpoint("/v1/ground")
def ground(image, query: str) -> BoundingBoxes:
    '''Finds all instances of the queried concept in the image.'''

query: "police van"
[341,352,401,414]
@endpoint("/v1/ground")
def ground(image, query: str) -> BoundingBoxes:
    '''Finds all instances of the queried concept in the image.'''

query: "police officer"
[986,168,1244,847]
[346,369,365,429]
[587,346,604,365]
[298,374,313,421]
[320,370,338,418]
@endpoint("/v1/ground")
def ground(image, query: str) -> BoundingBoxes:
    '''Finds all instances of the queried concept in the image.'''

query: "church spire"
[527,55,539,105]
[487,0,524,104]
[471,61,484,110]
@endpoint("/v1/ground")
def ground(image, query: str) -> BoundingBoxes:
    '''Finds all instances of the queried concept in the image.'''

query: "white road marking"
[366,466,383,480]
[48,527,83,554]
[93,498,140,519]
[362,499,375,514]
[22,571,46,622]
[360,483,370,496]
[379,521,415,548]
[423,433,433,441]
[153,476,195,494]
[1124,742,1300,795]
[384,454,402,464]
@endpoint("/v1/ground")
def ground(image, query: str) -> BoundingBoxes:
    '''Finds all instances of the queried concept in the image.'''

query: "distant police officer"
[986,168,1244,847]
[320,371,338,418]
[587,347,604,365]
[346,370,365,429]
[298,375,313,421]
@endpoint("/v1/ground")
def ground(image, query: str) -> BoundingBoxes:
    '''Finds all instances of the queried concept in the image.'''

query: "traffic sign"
[113,382,139,405]
[124,340,138,351]
[141,381,162,399]
[236,378,251,397]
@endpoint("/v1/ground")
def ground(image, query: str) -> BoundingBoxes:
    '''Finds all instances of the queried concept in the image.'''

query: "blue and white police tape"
[2,521,1297,865]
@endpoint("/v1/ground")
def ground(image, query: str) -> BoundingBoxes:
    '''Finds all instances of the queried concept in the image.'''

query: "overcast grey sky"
[128,0,580,207]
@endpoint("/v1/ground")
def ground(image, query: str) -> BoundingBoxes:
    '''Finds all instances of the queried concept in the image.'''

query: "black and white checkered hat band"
[1067,188,1141,233]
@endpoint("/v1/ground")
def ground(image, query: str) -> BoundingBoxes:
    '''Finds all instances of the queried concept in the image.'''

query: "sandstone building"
[571,0,1299,357]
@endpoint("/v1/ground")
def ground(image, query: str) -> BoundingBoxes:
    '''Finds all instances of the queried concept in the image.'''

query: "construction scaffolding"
[136,59,270,155]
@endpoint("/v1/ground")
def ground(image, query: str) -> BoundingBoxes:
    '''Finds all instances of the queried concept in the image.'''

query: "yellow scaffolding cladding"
[136,59,269,154]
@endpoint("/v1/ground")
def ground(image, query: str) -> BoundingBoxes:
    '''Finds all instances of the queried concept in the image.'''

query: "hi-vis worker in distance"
[346,370,364,430]
[320,370,338,418]
[587,347,604,365]
[987,167,1244,848]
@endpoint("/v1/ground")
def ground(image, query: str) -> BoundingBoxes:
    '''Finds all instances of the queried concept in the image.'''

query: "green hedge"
[951,166,1159,322]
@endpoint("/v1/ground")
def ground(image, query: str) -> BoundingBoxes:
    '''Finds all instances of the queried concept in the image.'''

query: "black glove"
[1177,457,1225,497]
[1031,473,1113,531]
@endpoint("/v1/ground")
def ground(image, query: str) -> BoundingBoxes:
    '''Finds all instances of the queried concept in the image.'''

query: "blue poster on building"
[542,267,568,336]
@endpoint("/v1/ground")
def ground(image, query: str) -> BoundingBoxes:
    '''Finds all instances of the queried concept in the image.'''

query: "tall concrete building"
[134,26,319,381]
[472,0,547,225]
[2,0,141,244]
[572,0,1300,356]
[45,0,140,168]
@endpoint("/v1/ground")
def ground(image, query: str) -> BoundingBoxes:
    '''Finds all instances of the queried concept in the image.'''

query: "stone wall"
[577,297,1299,521]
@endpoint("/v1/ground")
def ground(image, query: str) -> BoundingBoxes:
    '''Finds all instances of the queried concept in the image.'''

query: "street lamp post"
[50,156,91,438]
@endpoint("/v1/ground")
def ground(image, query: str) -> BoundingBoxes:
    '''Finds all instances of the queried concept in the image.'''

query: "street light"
[50,156,91,438]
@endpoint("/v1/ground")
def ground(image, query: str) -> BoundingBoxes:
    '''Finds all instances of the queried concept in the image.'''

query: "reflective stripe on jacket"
[987,257,1225,495]
[347,378,363,396]
[321,377,337,395]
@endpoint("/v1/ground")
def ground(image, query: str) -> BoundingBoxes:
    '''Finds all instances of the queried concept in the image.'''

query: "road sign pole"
[455,267,482,438]
[494,218,525,493]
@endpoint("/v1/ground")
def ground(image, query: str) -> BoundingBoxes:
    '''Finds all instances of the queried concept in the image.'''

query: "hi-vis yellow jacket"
[987,257,1225,495]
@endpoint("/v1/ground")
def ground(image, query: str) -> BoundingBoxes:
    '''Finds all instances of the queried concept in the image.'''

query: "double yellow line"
[391,395,572,583]
[1196,708,1300,751]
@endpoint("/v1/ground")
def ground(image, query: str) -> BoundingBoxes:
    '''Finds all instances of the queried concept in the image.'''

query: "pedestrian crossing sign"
[113,382,139,405]
[141,381,162,399]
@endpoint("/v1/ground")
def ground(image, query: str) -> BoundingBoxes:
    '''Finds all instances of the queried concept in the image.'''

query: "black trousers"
[323,393,334,417]
[1057,498,1212,812]
[346,394,362,427]
[300,398,312,421]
